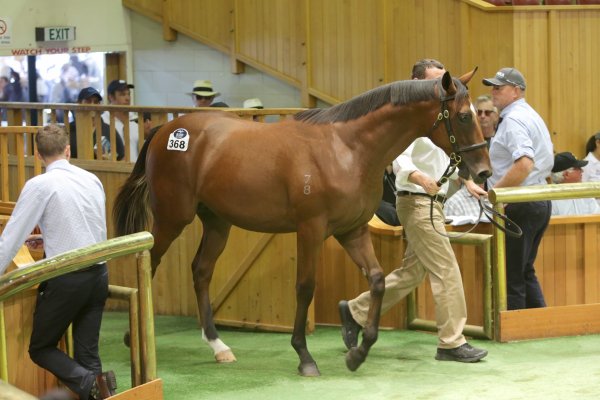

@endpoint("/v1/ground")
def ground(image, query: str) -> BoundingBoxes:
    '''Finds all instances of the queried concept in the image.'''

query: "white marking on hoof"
[202,329,236,363]
[215,349,237,363]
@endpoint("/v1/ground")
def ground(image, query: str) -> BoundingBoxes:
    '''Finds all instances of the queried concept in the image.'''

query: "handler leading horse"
[114,70,491,376]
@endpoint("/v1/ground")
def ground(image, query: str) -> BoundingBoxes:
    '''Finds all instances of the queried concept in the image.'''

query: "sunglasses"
[477,110,495,117]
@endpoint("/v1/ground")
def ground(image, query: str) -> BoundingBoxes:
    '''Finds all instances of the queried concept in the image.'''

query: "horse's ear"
[442,71,456,96]
[459,67,478,86]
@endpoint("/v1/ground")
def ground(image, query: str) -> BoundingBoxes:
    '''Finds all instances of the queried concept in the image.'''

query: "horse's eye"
[458,112,472,123]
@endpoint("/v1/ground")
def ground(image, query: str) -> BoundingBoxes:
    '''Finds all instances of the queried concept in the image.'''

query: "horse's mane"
[294,77,468,124]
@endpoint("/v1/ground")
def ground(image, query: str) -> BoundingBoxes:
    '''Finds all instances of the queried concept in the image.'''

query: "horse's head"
[429,69,492,184]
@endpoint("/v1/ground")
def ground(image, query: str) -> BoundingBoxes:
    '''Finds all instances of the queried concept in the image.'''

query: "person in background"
[70,87,124,161]
[483,67,554,310]
[338,59,488,363]
[550,152,600,216]
[582,131,600,208]
[243,98,263,121]
[101,80,139,161]
[374,165,401,226]
[475,95,499,143]
[188,80,228,107]
[0,125,116,399]
[49,64,81,122]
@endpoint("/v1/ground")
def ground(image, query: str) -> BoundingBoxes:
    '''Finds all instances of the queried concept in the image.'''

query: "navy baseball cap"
[107,79,134,95]
[552,152,588,173]
[77,87,102,102]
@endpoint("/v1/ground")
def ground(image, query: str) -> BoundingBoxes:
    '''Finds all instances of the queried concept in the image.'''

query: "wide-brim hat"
[243,98,263,109]
[188,80,220,97]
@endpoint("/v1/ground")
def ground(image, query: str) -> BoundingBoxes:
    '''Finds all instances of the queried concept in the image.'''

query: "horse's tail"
[113,125,162,236]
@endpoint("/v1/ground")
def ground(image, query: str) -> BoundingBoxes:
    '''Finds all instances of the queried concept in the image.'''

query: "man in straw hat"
[188,80,228,107]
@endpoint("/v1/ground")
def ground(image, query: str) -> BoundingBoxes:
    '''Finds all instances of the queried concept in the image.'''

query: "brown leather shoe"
[101,370,117,396]
[89,373,112,399]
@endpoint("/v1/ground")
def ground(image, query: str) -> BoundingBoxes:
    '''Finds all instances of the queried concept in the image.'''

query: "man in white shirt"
[0,125,115,399]
[550,152,600,216]
[101,79,139,161]
[338,59,488,363]
[582,132,600,208]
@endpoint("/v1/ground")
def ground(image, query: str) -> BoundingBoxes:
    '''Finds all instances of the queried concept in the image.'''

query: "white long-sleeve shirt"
[0,159,106,275]
[392,137,457,196]
[101,112,139,161]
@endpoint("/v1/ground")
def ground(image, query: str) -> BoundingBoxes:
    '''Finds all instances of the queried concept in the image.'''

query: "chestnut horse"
[114,70,491,376]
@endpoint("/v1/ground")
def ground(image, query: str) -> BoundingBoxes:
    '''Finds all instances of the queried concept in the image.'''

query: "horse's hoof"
[298,362,320,377]
[345,347,365,372]
[123,332,130,348]
[215,349,237,363]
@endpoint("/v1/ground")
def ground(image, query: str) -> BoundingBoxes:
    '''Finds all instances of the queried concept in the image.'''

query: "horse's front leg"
[334,224,385,372]
[292,220,326,377]
[194,214,234,363]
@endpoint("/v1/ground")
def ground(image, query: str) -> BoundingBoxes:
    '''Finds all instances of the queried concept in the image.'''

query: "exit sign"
[35,26,76,42]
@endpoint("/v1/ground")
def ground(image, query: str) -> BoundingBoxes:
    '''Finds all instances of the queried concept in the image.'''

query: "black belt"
[396,190,447,204]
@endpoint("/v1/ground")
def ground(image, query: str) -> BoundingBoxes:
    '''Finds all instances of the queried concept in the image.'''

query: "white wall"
[130,12,301,109]
[0,0,302,108]
[0,0,131,55]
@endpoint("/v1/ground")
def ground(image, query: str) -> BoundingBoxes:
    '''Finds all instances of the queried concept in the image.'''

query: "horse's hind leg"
[334,224,385,372]
[194,209,235,363]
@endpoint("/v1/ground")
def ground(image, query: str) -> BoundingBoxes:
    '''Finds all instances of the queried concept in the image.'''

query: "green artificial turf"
[100,312,600,400]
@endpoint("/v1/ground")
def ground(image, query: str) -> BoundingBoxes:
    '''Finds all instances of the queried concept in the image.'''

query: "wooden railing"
[489,182,600,341]
[0,232,156,396]
[0,103,305,163]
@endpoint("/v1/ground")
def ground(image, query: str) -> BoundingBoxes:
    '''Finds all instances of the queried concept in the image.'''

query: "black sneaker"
[338,300,361,349]
[435,343,488,363]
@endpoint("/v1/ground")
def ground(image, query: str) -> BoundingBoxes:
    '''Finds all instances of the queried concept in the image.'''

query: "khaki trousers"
[348,195,467,349]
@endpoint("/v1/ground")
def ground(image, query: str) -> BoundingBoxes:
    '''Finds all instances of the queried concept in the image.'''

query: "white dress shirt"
[0,159,106,274]
[101,112,139,161]
[393,137,457,195]
[551,198,600,216]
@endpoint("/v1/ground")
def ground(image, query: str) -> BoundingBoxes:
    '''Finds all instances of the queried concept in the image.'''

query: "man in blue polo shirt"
[483,67,554,310]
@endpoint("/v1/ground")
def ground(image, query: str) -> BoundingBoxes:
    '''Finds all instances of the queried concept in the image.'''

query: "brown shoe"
[101,370,117,396]
[89,373,112,399]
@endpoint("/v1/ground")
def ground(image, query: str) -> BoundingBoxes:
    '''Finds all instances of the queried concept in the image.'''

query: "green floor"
[100,312,600,400]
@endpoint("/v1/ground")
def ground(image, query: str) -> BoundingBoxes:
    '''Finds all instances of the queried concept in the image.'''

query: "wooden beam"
[499,303,600,342]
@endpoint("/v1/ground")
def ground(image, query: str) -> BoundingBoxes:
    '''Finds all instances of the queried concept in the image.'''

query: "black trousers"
[505,201,551,310]
[29,263,108,399]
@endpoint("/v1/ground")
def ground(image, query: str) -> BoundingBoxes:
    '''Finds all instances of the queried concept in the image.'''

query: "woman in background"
[582,131,600,207]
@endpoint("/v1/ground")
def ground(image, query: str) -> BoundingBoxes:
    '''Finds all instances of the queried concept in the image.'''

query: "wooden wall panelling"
[513,10,551,122]
[384,0,463,82]
[548,9,600,156]
[315,233,408,330]
[583,223,598,303]
[3,290,60,397]
[307,0,385,103]
[167,0,234,53]
[123,0,163,22]
[459,7,515,99]
[235,0,306,86]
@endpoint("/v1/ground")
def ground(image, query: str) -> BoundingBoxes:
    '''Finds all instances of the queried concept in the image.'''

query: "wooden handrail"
[0,231,156,387]
[0,232,153,301]
[488,182,600,333]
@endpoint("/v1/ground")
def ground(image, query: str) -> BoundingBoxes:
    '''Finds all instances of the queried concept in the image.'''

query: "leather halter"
[429,92,487,187]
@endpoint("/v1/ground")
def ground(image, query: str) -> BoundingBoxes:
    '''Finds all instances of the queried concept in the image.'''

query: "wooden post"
[137,250,156,382]
[0,303,7,381]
